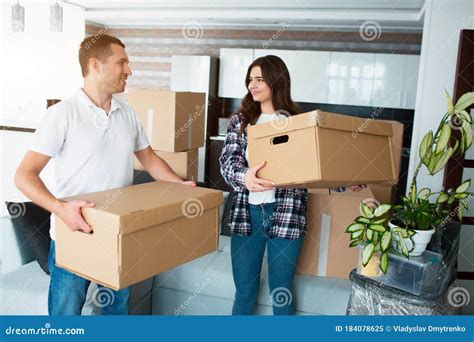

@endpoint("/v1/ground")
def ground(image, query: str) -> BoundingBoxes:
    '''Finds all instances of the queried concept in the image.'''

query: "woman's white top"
[245,112,285,205]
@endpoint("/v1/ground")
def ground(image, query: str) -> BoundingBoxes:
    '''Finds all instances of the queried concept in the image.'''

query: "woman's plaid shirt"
[219,113,308,239]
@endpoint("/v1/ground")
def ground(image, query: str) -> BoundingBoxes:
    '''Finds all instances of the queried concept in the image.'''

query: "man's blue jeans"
[231,203,304,315]
[48,240,130,315]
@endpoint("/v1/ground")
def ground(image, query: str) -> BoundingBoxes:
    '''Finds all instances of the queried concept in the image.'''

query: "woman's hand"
[244,161,275,192]
[348,184,367,192]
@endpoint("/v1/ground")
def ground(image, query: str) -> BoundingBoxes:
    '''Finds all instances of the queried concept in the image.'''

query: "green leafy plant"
[347,91,474,273]
[394,90,474,230]
[393,179,471,231]
[347,202,413,273]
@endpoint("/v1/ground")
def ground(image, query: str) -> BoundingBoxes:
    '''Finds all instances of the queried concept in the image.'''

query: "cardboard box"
[338,183,396,205]
[248,110,398,188]
[128,89,206,152]
[56,181,223,290]
[381,120,404,186]
[296,184,394,279]
[134,149,198,181]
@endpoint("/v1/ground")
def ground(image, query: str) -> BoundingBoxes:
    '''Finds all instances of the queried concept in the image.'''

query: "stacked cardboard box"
[56,181,223,290]
[133,150,198,182]
[128,89,206,181]
[296,186,394,279]
[295,118,404,279]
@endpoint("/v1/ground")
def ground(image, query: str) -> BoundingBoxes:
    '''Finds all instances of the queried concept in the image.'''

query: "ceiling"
[62,0,425,31]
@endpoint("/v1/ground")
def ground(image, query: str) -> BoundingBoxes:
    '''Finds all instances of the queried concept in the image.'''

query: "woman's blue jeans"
[231,203,304,315]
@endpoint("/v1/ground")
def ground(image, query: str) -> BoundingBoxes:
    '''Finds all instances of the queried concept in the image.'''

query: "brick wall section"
[86,23,421,90]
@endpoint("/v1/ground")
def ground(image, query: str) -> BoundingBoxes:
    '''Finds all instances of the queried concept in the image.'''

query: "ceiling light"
[50,1,63,32]
[11,0,25,32]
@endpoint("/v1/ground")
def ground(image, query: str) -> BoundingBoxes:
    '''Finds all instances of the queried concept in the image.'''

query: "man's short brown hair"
[79,34,125,77]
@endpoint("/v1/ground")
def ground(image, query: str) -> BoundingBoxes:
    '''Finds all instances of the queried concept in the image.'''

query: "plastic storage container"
[347,270,460,315]
[356,244,443,296]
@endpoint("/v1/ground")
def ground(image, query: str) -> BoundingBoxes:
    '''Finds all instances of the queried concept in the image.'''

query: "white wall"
[408,0,474,193]
[0,130,55,215]
[0,1,85,216]
[1,1,85,127]
[409,0,474,315]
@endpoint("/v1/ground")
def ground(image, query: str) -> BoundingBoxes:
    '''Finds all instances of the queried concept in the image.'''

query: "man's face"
[97,44,132,94]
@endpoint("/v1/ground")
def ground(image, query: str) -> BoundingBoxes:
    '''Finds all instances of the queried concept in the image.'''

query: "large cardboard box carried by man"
[55,181,223,290]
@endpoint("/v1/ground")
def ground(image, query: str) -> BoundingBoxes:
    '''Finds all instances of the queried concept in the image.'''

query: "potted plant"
[347,91,474,273]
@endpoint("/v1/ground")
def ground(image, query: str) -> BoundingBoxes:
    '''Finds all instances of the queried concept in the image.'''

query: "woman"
[220,55,364,315]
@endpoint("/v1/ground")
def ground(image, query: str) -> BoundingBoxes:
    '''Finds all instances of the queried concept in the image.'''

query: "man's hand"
[181,180,197,187]
[244,161,275,192]
[56,200,95,233]
[348,184,367,192]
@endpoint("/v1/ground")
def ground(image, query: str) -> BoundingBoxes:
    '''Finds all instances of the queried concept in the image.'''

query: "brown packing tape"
[384,120,404,185]
[173,92,206,152]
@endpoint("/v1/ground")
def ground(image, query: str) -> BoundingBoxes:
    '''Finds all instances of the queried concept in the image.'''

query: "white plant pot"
[388,220,435,257]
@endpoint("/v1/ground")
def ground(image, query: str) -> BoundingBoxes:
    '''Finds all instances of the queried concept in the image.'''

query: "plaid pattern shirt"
[219,113,308,239]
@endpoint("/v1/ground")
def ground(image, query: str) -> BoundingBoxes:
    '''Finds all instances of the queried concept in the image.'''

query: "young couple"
[15,33,362,316]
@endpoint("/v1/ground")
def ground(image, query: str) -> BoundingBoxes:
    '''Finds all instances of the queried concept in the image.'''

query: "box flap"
[308,189,331,195]
[381,120,404,185]
[60,181,223,234]
[248,110,393,139]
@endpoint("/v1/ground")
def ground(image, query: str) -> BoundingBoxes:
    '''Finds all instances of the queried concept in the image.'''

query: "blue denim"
[48,240,130,315]
[231,203,304,315]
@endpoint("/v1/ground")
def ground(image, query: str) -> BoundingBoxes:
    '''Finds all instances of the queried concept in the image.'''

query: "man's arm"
[15,151,95,233]
[134,146,196,186]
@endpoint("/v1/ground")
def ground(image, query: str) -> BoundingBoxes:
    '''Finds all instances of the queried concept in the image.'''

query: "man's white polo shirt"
[31,88,150,240]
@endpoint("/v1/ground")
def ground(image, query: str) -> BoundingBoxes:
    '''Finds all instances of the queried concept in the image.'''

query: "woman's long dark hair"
[238,55,301,134]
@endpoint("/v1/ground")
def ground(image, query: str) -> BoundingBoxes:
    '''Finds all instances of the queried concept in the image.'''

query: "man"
[14,34,195,315]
